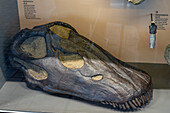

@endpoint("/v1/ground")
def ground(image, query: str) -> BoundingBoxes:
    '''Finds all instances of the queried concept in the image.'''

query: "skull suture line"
[9,21,152,111]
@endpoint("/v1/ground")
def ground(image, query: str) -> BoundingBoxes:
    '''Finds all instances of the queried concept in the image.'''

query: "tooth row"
[101,88,153,110]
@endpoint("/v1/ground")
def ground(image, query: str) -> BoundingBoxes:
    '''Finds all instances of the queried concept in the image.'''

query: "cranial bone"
[9,21,152,111]
[127,0,145,5]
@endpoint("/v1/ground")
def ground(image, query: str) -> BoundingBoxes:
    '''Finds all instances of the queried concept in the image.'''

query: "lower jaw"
[26,76,153,111]
[100,87,153,111]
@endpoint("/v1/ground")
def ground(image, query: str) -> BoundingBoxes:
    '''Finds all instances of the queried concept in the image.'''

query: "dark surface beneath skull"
[7,21,153,111]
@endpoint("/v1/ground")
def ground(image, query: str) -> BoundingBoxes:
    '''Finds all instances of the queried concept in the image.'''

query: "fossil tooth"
[141,96,145,104]
[118,104,122,109]
[125,102,130,109]
[142,95,146,102]
[109,102,113,105]
[129,101,136,109]
[135,98,141,106]
[148,91,151,98]
[115,103,119,107]
[146,92,150,101]
[144,94,148,102]
[105,101,109,104]
[132,99,138,106]
[101,101,106,104]
[112,103,116,108]
[138,97,142,103]
[122,104,126,110]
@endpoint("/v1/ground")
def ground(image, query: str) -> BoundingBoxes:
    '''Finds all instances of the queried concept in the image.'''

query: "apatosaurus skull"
[9,21,152,111]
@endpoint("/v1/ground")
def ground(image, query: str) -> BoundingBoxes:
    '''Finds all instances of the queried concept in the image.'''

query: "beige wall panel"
[17,0,170,63]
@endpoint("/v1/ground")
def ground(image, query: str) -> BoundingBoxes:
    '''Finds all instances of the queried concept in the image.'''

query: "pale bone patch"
[91,74,103,81]
[13,57,48,80]
[49,25,71,39]
[59,52,85,69]
[128,0,144,4]
[27,69,48,80]
[20,36,47,58]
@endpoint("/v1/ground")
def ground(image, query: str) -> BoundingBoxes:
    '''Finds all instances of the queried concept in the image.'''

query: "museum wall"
[0,0,169,89]
[17,0,170,89]
[18,0,170,64]
[0,0,20,88]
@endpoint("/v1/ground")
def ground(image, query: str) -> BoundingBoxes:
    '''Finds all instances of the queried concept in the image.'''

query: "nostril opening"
[91,74,103,81]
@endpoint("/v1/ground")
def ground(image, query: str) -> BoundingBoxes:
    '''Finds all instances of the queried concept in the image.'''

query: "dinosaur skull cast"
[9,21,152,111]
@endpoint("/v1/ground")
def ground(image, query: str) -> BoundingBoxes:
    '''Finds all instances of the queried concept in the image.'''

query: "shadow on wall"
[0,0,20,86]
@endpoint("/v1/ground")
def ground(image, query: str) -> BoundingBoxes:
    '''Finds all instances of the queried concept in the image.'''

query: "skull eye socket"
[91,74,103,81]
[20,36,47,59]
